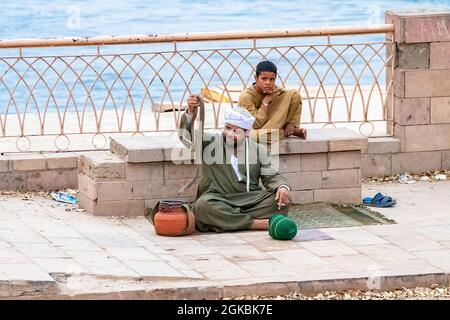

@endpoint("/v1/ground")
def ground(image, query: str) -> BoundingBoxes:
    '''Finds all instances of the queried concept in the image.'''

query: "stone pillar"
[386,10,450,173]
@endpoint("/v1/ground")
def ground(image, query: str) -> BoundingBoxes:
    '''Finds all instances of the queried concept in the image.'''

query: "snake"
[177,95,205,196]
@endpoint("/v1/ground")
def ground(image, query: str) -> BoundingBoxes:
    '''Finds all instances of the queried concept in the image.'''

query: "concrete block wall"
[0,153,78,191]
[78,151,197,216]
[279,151,361,204]
[77,128,366,217]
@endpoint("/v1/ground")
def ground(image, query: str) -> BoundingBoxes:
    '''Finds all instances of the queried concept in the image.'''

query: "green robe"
[177,111,290,232]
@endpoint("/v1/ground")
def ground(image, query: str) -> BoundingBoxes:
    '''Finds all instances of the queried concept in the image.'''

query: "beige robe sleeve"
[286,90,302,127]
[238,90,268,129]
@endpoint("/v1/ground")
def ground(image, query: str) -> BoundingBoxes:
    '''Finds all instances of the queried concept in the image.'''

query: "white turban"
[224,106,255,130]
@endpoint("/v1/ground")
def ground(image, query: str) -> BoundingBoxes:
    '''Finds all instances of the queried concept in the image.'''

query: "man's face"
[223,124,247,146]
[255,71,276,94]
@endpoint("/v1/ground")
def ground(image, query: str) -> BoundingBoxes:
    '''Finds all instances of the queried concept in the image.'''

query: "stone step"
[110,128,368,163]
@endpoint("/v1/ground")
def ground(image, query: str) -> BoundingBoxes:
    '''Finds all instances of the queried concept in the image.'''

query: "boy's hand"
[261,90,280,108]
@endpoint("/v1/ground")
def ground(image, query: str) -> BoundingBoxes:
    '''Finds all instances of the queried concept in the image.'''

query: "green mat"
[288,202,395,230]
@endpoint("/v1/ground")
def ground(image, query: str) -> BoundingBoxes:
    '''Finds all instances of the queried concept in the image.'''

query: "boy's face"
[255,71,276,94]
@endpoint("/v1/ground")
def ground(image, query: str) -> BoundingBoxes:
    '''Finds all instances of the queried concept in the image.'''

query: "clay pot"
[154,204,194,236]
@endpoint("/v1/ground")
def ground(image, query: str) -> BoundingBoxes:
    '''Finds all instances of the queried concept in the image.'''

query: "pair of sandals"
[363,192,396,207]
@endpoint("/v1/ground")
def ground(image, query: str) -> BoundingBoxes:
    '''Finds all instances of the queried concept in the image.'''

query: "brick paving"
[1,180,450,298]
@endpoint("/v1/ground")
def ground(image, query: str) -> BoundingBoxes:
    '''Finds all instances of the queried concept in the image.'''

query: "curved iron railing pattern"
[0,25,395,152]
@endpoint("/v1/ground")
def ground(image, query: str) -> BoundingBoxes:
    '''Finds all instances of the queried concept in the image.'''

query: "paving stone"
[301,240,358,257]
[353,244,416,262]
[34,226,83,239]
[0,240,12,250]
[179,269,205,279]
[413,249,450,272]
[212,245,271,262]
[104,246,160,261]
[0,264,54,282]
[123,260,184,278]
[157,254,199,272]
[79,230,140,247]
[85,265,140,278]
[194,233,247,247]
[159,240,216,256]
[47,237,103,252]
[236,259,295,277]
[184,254,250,280]
[362,225,415,237]
[267,249,331,267]
[13,243,71,259]
[323,229,388,246]
[31,257,90,274]
[247,238,304,251]
[381,259,443,276]
[323,254,386,272]
[383,234,446,252]
[0,248,31,264]
[294,229,333,242]
[67,250,122,266]
[416,225,450,242]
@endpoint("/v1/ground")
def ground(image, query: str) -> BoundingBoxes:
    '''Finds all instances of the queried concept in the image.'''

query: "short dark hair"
[256,60,277,77]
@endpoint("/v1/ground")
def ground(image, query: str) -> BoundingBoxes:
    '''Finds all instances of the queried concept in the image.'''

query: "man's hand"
[275,186,290,210]
[187,94,200,114]
[284,123,295,137]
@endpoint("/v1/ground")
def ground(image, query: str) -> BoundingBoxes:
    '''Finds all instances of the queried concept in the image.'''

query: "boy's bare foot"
[293,128,307,139]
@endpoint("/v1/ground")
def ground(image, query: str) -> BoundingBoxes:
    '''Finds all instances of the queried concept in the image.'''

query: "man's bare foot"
[293,128,307,139]
[250,219,269,230]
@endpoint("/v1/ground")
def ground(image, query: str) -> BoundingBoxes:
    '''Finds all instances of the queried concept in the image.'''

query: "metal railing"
[0,24,395,152]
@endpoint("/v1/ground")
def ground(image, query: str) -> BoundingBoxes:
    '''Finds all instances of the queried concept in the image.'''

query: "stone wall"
[367,10,450,177]
[0,153,78,191]
[77,128,367,216]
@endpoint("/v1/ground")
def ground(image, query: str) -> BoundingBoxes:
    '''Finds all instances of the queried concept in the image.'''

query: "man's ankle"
[250,219,269,230]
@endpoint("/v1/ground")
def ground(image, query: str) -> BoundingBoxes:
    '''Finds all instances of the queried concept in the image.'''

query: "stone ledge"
[111,128,368,163]
[2,152,79,171]
[365,137,401,154]
[386,10,450,43]
[10,272,448,300]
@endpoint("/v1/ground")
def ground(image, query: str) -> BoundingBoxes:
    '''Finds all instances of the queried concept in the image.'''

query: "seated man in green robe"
[177,95,292,232]
[239,60,307,144]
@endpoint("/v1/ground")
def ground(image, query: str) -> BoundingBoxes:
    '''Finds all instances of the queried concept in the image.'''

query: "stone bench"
[78,128,368,216]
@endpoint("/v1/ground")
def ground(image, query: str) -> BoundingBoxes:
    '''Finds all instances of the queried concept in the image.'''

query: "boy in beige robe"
[239,60,307,144]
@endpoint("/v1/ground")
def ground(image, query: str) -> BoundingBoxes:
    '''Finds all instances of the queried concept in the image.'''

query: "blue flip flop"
[363,192,396,207]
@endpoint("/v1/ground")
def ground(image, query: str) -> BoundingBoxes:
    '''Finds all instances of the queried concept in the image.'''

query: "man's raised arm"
[177,94,200,149]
